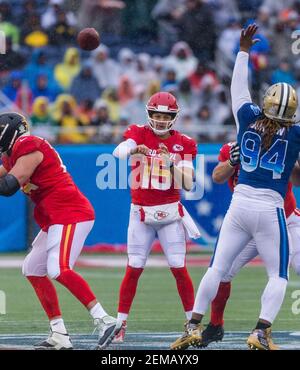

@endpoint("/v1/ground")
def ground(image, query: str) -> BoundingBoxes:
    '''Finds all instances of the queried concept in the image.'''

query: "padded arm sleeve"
[0,174,20,196]
[113,139,137,159]
[231,51,252,131]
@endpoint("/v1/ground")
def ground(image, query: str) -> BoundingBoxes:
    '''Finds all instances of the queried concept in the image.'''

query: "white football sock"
[117,313,128,321]
[50,318,67,334]
[185,311,193,320]
[89,302,108,319]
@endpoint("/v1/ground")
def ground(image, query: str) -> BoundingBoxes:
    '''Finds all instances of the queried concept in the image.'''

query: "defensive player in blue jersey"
[171,24,300,351]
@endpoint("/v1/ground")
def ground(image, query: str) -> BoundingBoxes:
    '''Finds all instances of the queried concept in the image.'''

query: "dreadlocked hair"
[255,116,293,150]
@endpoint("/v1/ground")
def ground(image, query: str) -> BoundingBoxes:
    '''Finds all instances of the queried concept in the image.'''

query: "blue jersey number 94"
[241,131,288,179]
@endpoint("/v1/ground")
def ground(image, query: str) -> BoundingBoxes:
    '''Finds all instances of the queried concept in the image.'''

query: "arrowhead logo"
[173,144,183,151]
[154,211,169,220]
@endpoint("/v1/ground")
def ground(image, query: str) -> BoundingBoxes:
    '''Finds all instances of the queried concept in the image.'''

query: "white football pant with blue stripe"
[221,209,300,281]
[193,184,289,324]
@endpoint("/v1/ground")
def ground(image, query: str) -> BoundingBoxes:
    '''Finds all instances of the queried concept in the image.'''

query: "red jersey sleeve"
[181,134,197,159]
[123,124,144,144]
[218,143,231,162]
[11,136,43,164]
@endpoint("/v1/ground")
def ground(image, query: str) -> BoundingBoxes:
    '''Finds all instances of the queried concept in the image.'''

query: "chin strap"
[152,128,170,136]
[148,116,176,135]
[149,122,172,136]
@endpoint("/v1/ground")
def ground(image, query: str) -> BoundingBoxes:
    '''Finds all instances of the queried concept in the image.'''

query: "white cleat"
[34,330,73,350]
[94,315,123,350]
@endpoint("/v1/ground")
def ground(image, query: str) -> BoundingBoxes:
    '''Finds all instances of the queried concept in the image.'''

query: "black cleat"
[198,323,224,348]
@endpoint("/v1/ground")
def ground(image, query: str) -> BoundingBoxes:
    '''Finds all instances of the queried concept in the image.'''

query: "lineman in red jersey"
[198,141,300,348]
[113,92,200,343]
[0,113,121,350]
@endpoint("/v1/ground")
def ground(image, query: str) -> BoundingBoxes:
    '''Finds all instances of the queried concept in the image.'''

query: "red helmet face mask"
[146,92,179,136]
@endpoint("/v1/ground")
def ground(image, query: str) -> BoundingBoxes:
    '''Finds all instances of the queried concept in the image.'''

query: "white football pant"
[193,184,289,324]
[127,204,187,268]
[222,209,300,281]
[22,221,94,279]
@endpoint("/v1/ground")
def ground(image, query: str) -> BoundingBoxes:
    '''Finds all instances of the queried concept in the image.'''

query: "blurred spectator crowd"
[0,0,300,144]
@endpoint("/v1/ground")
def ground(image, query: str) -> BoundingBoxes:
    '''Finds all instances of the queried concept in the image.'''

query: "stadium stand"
[0,0,299,144]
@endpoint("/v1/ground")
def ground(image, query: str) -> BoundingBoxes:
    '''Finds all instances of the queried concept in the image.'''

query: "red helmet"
[146,92,179,135]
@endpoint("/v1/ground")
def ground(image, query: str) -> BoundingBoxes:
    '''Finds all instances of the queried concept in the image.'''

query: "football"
[77,28,100,51]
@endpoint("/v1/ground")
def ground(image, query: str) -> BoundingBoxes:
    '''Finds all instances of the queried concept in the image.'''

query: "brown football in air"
[77,28,100,51]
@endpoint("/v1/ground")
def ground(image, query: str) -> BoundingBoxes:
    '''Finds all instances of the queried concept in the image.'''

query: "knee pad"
[209,265,228,280]
[22,255,30,276]
[127,232,151,268]
[221,274,233,283]
[223,261,244,282]
[47,266,60,280]
[22,253,47,277]
[128,254,147,268]
[167,253,185,268]
[47,254,61,279]
[221,258,244,282]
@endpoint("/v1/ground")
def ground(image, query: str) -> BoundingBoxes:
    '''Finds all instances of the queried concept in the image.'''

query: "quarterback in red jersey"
[195,141,300,348]
[113,92,200,343]
[0,112,121,350]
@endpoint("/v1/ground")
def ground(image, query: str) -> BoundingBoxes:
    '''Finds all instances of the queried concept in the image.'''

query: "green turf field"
[1,265,300,335]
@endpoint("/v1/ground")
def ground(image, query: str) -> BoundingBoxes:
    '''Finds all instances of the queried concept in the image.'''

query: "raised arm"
[231,24,260,129]
[231,52,251,119]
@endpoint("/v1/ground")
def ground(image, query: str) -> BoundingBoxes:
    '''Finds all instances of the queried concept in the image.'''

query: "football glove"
[229,142,240,167]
